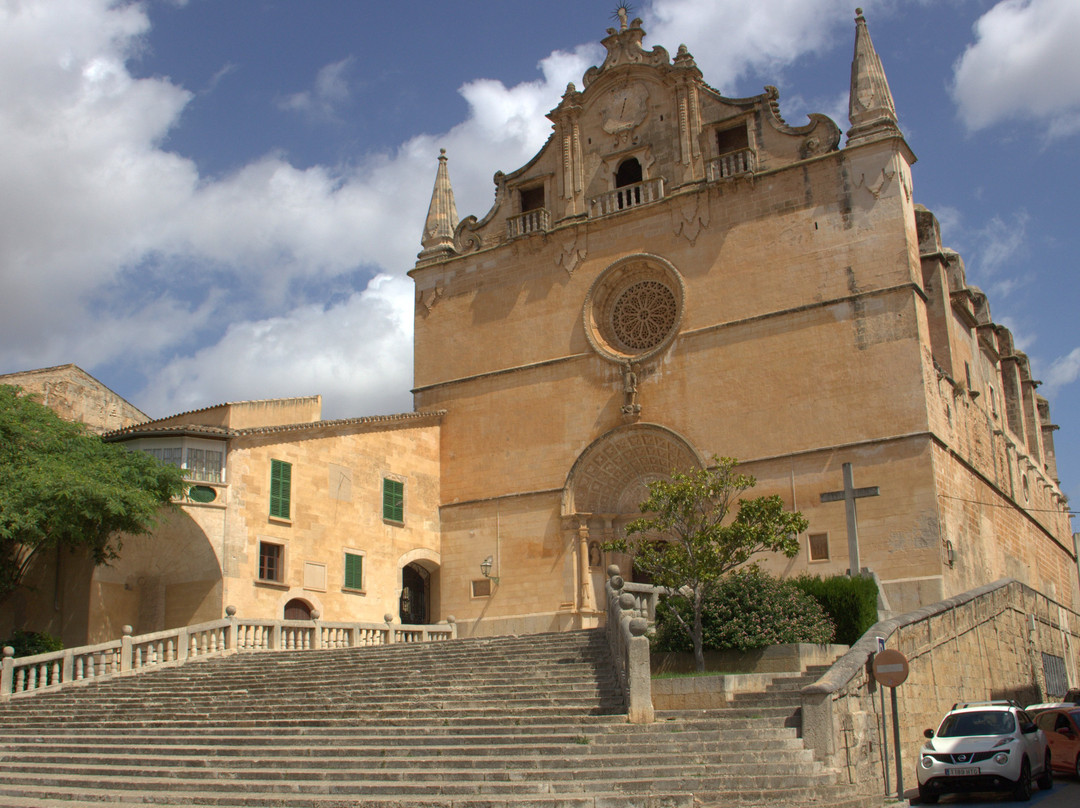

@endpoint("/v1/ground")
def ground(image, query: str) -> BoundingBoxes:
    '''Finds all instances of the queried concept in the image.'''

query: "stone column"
[577,514,597,613]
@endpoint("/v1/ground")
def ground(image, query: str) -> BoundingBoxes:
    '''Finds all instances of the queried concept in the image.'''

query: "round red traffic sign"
[872,648,909,687]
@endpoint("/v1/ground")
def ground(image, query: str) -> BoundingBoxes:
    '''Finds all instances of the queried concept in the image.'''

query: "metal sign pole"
[877,638,890,795]
[891,686,903,800]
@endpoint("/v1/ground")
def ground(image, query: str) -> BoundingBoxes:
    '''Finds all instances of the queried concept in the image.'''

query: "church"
[4,11,1075,645]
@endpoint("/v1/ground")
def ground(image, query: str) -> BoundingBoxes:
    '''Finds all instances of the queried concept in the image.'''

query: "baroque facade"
[409,10,1075,631]
[5,12,1075,644]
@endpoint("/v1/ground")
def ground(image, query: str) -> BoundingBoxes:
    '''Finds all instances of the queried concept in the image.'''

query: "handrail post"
[384,614,395,644]
[176,628,189,663]
[120,626,133,673]
[225,605,238,652]
[1,646,13,700]
[62,649,73,684]
[447,616,457,640]
[311,610,322,650]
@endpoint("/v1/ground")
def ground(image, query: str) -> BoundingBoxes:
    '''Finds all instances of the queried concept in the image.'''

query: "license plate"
[946,767,980,776]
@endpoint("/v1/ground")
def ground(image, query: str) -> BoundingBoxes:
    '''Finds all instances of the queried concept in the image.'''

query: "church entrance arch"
[562,424,703,613]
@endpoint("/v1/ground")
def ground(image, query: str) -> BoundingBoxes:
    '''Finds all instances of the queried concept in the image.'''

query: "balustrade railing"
[706,148,756,181]
[589,177,665,218]
[1,608,456,700]
[604,566,654,724]
[507,208,550,238]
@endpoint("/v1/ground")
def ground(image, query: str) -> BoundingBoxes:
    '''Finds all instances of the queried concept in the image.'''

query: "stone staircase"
[0,630,880,808]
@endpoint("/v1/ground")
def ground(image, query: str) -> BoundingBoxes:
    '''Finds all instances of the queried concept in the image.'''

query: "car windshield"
[938,711,1015,737]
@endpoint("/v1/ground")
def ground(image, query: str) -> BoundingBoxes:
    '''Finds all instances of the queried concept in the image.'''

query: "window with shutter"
[382,477,404,523]
[344,552,364,591]
[270,459,291,519]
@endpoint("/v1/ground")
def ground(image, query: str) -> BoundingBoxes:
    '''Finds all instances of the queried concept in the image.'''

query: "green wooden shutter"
[344,553,363,590]
[270,459,291,519]
[382,478,403,522]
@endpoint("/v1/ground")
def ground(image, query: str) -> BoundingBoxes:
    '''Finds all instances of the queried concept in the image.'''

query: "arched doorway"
[283,598,312,620]
[399,563,429,625]
[562,423,703,611]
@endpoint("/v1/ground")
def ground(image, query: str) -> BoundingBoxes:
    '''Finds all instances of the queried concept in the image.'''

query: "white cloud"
[139,275,415,420]
[278,57,354,120]
[645,0,859,92]
[1043,347,1080,394]
[951,0,1080,136]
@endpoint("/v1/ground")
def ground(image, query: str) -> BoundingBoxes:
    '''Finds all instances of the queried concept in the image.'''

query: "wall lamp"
[480,555,500,584]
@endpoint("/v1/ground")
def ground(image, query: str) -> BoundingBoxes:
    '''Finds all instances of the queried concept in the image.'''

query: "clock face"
[602,85,648,135]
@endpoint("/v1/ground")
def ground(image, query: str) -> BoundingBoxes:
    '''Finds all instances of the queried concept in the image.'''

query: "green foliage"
[791,573,879,646]
[604,457,808,670]
[3,629,63,657]
[653,566,835,652]
[0,385,187,605]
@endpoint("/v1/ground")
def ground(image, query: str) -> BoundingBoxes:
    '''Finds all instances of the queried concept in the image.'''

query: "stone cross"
[819,462,879,576]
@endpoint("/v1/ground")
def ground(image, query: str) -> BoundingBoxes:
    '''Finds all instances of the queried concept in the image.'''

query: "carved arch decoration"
[562,423,704,517]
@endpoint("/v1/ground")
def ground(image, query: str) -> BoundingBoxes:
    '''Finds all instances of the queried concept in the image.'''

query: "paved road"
[900,775,1080,807]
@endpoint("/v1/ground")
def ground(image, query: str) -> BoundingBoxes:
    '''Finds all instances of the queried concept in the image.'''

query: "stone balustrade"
[0,607,457,700]
[604,566,654,724]
[589,177,665,218]
[506,208,550,238]
[800,577,1080,791]
[706,148,756,181]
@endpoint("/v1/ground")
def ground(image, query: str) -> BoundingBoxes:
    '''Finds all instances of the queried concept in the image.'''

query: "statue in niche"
[621,361,641,416]
[589,541,603,568]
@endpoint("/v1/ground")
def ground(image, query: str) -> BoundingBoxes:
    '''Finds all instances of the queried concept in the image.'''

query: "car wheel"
[917,783,939,805]
[1012,758,1032,802]
[1037,750,1053,790]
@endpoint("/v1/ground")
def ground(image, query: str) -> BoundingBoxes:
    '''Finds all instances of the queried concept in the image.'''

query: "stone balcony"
[506,207,550,238]
[707,148,756,181]
[589,177,665,218]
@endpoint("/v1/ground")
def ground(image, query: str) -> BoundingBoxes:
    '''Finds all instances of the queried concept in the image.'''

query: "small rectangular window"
[382,477,404,523]
[258,542,284,582]
[716,124,749,155]
[808,533,829,562]
[186,448,223,483]
[344,552,364,591]
[270,459,291,519]
[471,579,492,598]
[520,185,545,212]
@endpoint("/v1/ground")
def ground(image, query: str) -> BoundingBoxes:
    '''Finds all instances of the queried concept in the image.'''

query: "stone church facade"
[409,10,1075,631]
[4,12,1075,645]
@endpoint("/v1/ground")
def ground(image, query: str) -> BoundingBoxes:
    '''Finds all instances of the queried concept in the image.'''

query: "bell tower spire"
[417,149,460,263]
[847,8,901,147]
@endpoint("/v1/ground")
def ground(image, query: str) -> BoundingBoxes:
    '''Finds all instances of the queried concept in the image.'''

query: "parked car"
[917,701,1052,803]
[1032,706,1080,779]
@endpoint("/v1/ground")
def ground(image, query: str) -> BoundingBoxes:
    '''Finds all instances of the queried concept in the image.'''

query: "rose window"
[611,281,678,351]
[583,254,685,363]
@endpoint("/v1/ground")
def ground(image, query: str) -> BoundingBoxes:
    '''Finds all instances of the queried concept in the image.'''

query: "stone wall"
[802,579,1080,792]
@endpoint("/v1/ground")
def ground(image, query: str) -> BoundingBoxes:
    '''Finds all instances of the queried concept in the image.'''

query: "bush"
[653,566,835,652]
[2,630,63,657]
[791,574,879,646]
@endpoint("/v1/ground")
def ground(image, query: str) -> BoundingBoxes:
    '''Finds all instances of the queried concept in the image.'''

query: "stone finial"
[446,616,456,624]
[618,592,637,611]
[607,564,622,579]
[2,646,13,659]
[629,617,648,636]
[225,605,237,617]
[383,613,394,624]
[310,610,320,620]
[122,625,133,636]
[847,8,901,148]
[417,149,460,263]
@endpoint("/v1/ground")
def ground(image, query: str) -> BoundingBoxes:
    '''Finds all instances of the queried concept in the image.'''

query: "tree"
[605,457,808,672]
[0,385,187,606]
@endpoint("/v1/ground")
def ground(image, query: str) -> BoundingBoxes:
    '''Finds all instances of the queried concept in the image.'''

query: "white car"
[917,701,1052,804]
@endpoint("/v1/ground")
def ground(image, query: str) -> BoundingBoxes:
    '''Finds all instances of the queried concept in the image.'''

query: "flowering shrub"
[653,566,835,652]
[790,573,878,646]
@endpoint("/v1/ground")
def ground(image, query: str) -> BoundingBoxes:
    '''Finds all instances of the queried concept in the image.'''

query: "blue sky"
[2,0,1079,506]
